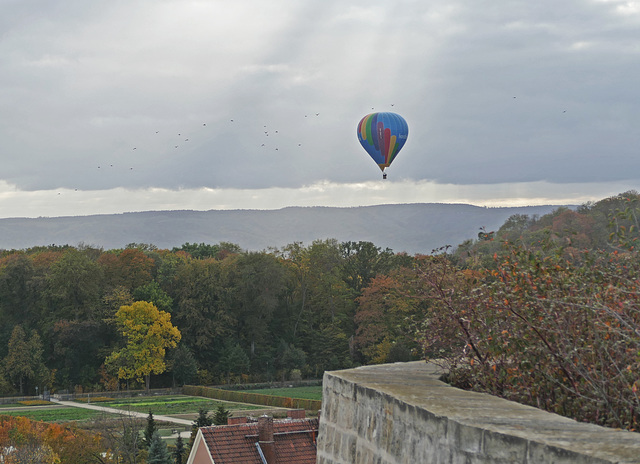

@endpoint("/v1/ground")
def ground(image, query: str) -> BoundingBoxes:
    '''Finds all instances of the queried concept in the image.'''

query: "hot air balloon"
[357,112,408,179]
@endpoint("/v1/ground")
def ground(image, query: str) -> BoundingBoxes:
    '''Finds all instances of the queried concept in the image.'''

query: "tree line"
[0,238,415,395]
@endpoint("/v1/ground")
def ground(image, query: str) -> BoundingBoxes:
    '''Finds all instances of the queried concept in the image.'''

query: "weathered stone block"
[526,441,610,464]
[482,428,527,462]
[450,421,484,455]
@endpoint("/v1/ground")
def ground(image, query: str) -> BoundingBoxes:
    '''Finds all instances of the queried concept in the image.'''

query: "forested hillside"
[451,190,640,267]
[1,191,639,432]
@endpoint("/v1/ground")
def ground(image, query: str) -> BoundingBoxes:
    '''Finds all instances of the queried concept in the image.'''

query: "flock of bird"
[91,110,330,178]
[111,104,405,167]
[59,104,400,196]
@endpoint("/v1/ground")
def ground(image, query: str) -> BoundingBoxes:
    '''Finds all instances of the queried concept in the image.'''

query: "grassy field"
[240,385,323,401]
[0,394,263,424]
[98,395,264,415]
[0,406,116,423]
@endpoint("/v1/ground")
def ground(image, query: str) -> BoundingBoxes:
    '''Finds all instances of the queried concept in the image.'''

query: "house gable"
[186,429,215,464]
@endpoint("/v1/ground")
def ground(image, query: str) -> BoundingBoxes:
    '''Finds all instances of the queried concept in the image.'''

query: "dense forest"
[2,191,640,430]
[0,235,415,396]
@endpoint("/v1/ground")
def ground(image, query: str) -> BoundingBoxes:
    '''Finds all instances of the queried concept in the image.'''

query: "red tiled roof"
[200,418,319,464]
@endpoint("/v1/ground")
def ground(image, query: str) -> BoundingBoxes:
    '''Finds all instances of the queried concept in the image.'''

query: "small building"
[186,410,319,464]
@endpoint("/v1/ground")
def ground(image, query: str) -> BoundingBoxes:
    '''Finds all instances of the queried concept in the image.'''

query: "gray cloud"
[1,0,639,198]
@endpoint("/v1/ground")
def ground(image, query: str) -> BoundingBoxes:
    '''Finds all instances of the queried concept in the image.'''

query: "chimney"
[258,415,276,464]
[287,409,306,420]
[227,416,248,425]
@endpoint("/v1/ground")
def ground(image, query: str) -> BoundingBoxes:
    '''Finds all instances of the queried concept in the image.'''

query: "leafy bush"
[411,243,640,430]
[0,415,104,462]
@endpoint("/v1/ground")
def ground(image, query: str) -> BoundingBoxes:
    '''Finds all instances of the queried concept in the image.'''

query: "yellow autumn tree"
[0,415,105,463]
[106,301,181,391]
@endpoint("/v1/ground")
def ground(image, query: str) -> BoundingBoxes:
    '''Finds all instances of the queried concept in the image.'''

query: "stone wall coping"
[326,361,640,463]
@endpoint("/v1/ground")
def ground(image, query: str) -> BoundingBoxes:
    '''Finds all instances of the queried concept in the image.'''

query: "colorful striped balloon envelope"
[357,112,408,178]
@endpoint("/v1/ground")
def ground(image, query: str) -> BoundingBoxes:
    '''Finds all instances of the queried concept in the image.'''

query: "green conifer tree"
[213,404,231,425]
[144,411,157,449]
[174,435,186,464]
[147,431,171,464]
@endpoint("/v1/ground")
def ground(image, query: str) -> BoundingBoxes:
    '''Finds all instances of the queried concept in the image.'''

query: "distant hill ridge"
[0,204,566,254]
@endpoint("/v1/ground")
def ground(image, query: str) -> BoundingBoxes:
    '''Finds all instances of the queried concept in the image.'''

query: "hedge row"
[183,385,322,411]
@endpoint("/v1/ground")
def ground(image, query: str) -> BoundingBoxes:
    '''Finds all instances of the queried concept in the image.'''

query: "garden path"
[49,398,193,438]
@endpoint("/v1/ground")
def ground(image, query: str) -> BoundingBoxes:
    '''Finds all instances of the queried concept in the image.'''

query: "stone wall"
[316,362,640,463]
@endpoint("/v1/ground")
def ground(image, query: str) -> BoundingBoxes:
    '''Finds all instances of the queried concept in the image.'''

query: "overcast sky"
[1,0,639,218]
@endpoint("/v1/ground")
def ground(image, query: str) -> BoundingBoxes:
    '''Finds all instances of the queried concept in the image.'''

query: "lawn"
[96,395,264,415]
[0,406,116,423]
[240,385,323,401]
[1,395,264,424]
